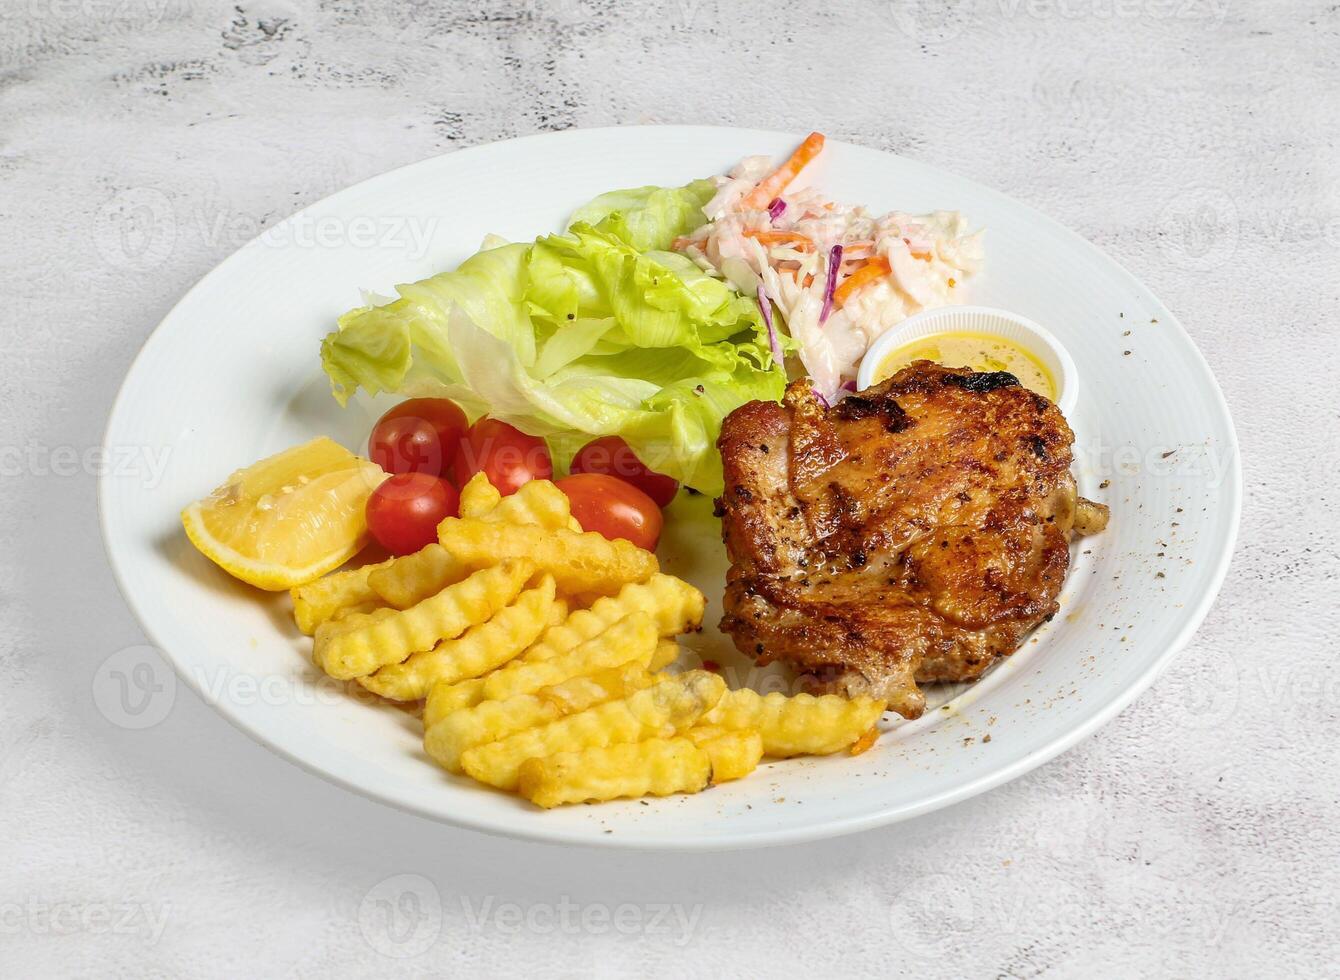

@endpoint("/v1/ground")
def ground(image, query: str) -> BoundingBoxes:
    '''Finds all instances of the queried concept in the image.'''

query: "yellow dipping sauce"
[874,331,1057,401]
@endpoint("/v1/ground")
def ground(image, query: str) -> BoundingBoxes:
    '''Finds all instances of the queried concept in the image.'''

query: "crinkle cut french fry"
[685,727,764,783]
[649,639,680,671]
[458,472,503,519]
[423,657,658,750]
[330,600,384,623]
[421,576,692,727]
[315,559,534,680]
[290,557,394,635]
[367,544,470,610]
[479,612,656,703]
[479,479,576,531]
[436,519,656,595]
[426,696,560,774]
[424,676,487,729]
[521,574,704,665]
[313,605,399,648]
[683,725,728,746]
[419,632,644,727]
[702,690,886,757]
[422,662,655,773]
[534,662,659,715]
[517,738,711,809]
[460,473,581,530]
[460,670,724,790]
[358,576,559,701]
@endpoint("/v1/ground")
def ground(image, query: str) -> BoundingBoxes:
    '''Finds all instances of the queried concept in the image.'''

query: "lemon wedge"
[181,436,389,591]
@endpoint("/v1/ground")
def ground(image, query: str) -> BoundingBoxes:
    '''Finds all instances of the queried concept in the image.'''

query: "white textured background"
[2,1,1336,976]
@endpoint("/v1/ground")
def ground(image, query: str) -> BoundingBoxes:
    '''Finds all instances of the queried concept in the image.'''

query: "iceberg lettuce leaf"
[566,178,715,251]
[320,179,782,494]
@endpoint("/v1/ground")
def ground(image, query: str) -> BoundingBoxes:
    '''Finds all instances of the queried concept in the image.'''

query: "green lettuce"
[567,178,716,251]
[321,178,783,494]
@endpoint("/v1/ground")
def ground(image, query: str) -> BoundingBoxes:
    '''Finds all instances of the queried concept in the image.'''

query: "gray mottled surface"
[2,1,1335,976]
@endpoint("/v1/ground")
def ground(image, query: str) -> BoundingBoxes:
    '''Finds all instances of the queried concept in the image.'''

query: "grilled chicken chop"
[717,361,1108,719]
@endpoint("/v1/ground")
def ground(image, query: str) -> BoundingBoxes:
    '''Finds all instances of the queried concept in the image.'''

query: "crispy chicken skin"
[716,361,1108,719]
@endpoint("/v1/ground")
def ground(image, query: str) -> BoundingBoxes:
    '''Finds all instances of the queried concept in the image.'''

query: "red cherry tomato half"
[570,436,678,508]
[555,473,663,551]
[452,417,553,496]
[366,473,460,556]
[368,398,468,477]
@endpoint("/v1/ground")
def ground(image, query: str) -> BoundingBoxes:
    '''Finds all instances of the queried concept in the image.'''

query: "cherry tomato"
[368,398,468,477]
[555,473,663,551]
[569,436,679,508]
[452,417,553,496]
[366,473,460,556]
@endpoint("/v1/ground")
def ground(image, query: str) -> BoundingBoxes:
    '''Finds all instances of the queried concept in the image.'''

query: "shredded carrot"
[833,258,890,308]
[745,229,815,251]
[839,241,876,259]
[741,132,826,211]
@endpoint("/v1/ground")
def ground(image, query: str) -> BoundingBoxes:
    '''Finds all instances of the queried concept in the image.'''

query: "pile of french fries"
[291,473,887,808]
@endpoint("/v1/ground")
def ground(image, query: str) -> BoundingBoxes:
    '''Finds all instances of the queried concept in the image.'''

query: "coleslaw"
[672,133,983,400]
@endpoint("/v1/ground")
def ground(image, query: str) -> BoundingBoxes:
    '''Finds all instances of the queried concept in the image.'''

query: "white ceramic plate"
[100,127,1240,850]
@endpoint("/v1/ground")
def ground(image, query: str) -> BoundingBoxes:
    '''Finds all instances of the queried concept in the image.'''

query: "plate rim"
[98,125,1242,850]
